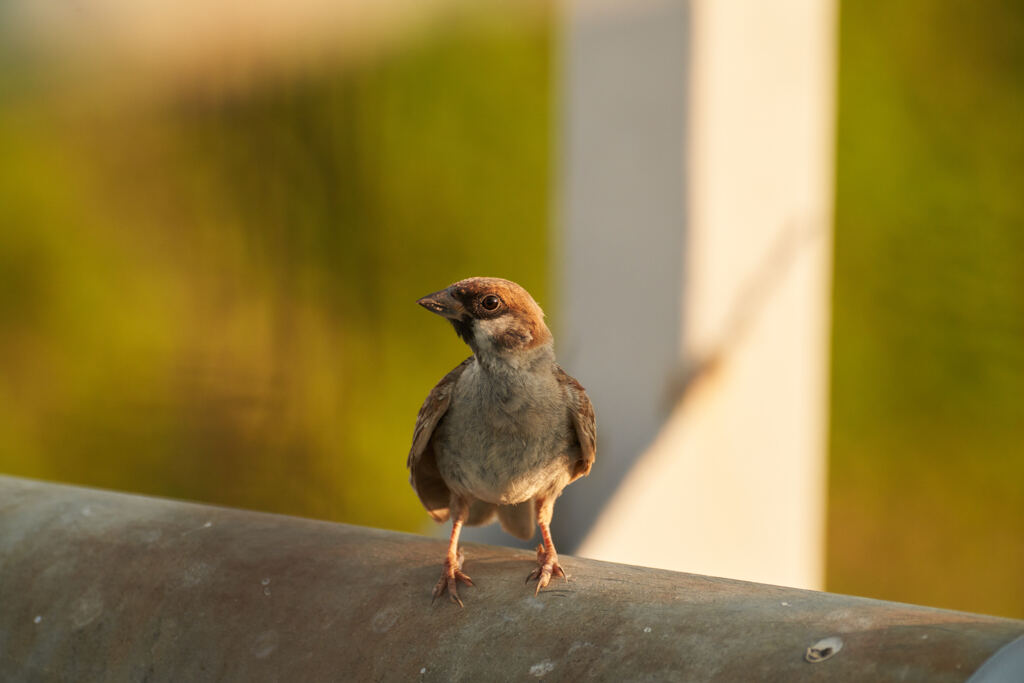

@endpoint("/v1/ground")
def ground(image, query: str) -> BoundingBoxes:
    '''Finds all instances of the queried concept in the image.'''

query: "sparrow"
[408,277,596,606]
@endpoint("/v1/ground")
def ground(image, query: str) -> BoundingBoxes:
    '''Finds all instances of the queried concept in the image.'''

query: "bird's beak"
[417,289,464,320]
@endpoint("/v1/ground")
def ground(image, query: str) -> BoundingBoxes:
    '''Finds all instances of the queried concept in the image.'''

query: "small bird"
[408,277,596,606]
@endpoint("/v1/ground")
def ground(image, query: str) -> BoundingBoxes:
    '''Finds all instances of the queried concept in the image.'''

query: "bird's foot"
[526,544,567,594]
[432,548,473,607]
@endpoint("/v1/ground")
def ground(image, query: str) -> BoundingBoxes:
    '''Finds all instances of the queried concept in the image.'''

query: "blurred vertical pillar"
[557,0,836,590]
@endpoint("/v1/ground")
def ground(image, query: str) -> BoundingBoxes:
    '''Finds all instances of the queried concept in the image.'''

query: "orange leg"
[433,499,473,606]
[526,496,567,594]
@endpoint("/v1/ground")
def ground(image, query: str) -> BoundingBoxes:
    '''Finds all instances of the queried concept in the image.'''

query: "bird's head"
[417,277,553,359]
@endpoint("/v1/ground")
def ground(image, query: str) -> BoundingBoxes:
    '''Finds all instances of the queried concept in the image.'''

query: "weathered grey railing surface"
[1,475,1022,682]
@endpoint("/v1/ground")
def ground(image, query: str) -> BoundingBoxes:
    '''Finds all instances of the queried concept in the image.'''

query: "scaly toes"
[441,577,465,607]
[432,574,457,606]
[433,573,473,606]
[526,546,567,594]
[533,564,565,595]
[432,551,474,607]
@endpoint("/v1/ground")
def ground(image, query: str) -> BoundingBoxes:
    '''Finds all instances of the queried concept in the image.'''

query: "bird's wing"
[407,357,473,522]
[556,365,596,482]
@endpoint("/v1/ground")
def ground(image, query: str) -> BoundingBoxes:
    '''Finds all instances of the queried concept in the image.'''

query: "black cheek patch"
[494,326,530,350]
[450,317,474,345]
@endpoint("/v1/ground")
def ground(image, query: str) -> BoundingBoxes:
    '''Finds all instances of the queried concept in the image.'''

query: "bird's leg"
[433,499,473,606]
[526,496,566,594]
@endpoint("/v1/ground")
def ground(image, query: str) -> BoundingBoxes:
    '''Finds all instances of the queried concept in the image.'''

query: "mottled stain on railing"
[0,476,1021,682]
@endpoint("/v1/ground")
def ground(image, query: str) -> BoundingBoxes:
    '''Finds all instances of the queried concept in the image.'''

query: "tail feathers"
[463,499,536,541]
[497,500,535,541]
[466,500,497,526]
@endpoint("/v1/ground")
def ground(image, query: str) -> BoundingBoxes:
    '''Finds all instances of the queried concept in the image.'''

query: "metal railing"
[1,475,1021,681]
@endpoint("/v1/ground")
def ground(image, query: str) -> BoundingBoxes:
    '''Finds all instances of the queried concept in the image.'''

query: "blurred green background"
[0,6,550,532]
[828,0,1024,618]
[0,0,1021,619]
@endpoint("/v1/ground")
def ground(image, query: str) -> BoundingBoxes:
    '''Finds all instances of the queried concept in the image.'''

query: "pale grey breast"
[434,361,574,505]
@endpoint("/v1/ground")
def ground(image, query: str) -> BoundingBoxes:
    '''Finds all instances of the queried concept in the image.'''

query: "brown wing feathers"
[557,365,596,482]
[407,358,472,521]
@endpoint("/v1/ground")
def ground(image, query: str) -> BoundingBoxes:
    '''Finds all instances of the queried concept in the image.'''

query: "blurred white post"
[557,0,836,590]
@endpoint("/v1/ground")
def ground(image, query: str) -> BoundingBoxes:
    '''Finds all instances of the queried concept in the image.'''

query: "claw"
[432,548,473,607]
[526,544,567,594]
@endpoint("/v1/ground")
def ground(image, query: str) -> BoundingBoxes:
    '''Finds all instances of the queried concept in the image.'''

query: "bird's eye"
[481,294,501,311]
